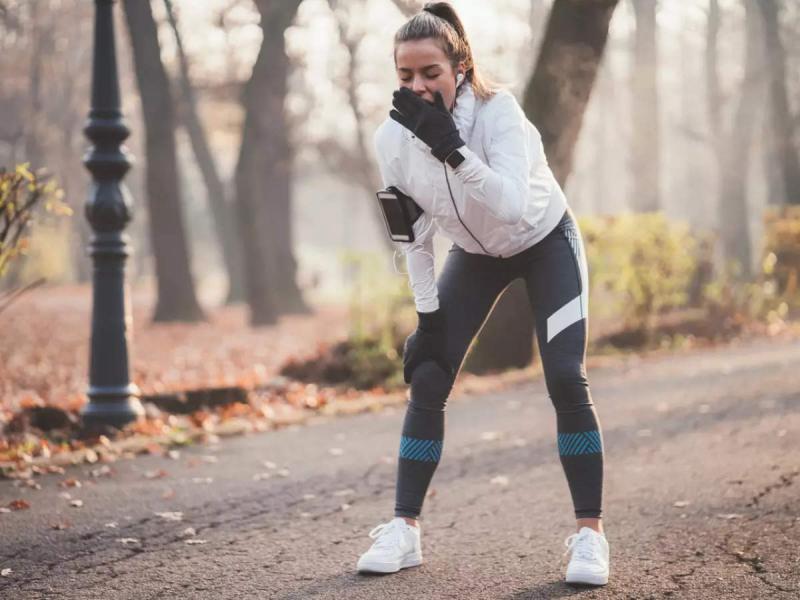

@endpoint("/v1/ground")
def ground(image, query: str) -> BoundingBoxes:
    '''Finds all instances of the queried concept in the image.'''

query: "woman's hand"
[403,308,454,384]
[390,88,465,164]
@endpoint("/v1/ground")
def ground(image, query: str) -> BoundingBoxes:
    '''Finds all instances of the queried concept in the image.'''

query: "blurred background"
[1,0,799,423]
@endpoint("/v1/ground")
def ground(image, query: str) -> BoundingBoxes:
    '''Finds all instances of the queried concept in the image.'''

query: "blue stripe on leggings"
[399,435,443,462]
[557,430,602,456]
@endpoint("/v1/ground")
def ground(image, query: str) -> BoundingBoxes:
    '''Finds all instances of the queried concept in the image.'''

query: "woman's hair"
[393,2,497,101]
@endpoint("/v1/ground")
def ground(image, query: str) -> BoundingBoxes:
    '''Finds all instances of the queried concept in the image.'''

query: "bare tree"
[122,0,205,321]
[234,0,309,325]
[162,0,246,302]
[324,0,397,255]
[708,0,764,276]
[630,0,661,212]
[389,0,419,18]
[759,0,800,205]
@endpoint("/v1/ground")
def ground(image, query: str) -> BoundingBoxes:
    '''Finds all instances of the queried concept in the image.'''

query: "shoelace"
[368,520,403,550]
[563,530,600,562]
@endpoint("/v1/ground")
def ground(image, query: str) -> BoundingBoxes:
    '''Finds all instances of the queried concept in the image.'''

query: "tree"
[234,0,309,325]
[759,0,800,205]
[162,0,247,302]
[708,0,764,277]
[630,0,660,212]
[121,0,205,321]
[467,0,620,372]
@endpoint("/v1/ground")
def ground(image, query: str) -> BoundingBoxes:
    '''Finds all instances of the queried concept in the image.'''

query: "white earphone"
[456,72,465,87]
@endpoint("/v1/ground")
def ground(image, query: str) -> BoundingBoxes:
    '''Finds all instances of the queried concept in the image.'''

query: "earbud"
[456,72,464,87]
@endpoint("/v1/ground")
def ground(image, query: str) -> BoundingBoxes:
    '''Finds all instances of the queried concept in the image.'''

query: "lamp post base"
[80,384,144,430]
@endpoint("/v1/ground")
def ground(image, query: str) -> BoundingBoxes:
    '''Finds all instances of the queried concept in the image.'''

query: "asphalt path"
[1,337,798,599]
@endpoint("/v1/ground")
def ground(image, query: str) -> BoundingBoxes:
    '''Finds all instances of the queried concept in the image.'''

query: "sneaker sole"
[357,552,423,574]
[565,569,608,586]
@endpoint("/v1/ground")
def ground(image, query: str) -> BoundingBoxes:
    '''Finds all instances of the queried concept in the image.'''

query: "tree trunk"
[522,0,620,185]
[759,0,800,205]
[121,0,204,322]
[467,0,619,373]
[715,0,763,277]
[234,0,308,326]
[630,0,661,212]
[162,0,246,302]
[24,0,45,172]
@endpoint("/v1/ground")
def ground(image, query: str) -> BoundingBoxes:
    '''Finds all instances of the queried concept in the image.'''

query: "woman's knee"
[408,360,455,411]
[543,360,590,407]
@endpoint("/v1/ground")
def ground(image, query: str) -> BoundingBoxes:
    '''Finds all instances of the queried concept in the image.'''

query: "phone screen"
[377,191,412,241]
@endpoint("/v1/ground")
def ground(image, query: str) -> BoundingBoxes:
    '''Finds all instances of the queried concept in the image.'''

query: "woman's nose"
[411,77,426,95]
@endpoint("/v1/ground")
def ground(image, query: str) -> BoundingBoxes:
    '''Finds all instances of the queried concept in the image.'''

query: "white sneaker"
[356,517,423,574]
[563,527,610,585]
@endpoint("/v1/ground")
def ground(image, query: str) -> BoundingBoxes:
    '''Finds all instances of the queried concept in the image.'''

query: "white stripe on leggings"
[546,295,583,343]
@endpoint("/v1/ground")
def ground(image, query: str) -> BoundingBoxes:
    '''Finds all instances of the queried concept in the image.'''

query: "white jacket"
[373,81,568,312]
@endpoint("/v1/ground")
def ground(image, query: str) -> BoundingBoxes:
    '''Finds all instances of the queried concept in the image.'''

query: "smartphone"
[376,186,424,243]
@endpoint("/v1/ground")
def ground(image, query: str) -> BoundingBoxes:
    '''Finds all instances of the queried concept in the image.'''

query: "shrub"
[0,164,71,313]
[578,212,698,338]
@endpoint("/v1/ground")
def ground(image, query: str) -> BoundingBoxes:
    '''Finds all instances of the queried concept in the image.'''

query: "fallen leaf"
[90,465,112,478]
[117,538,139,545]
[51,521,70,530]
[144,469,168,479]
[60,478,81,488]
[8,499,30,511]
[155,511,183,522]
[1,568,12,577]
[716,513,742,520]
[180,527,196,537]
[490,475,509,486]
[69,499,83,508]
[185,539,207,545]
[673,500,691,508]
[104,522,118,528]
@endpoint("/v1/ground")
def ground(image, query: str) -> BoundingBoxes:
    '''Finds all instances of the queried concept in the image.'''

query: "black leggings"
[395,208,604,520]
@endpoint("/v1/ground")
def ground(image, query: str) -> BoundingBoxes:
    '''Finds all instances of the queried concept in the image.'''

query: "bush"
[762,205,800,311]
[578,212,698,339]
[0,164,71,302]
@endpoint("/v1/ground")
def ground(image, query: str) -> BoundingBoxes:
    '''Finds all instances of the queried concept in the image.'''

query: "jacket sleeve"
[449,92,534,226]
[374,125,439,313]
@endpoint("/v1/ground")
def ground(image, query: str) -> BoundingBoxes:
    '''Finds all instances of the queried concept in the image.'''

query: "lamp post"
[80,0,144,430]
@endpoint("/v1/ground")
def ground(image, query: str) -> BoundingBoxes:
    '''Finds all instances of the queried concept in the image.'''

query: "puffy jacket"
[373,80,568,312]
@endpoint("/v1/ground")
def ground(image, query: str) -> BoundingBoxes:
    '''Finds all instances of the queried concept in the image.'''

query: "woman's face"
[394,38,463,111]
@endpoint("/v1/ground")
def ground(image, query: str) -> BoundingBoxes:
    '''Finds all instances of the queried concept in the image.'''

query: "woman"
[357,2,609,586]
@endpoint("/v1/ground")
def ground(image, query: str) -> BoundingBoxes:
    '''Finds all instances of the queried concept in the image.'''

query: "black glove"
[402,308,454,384]
[390,88,465,164]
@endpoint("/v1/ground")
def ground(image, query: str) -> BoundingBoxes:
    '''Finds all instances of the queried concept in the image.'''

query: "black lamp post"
[80,0,144,430]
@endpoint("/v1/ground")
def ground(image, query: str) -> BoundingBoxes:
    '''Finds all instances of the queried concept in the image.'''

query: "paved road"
[1,337,798,599]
